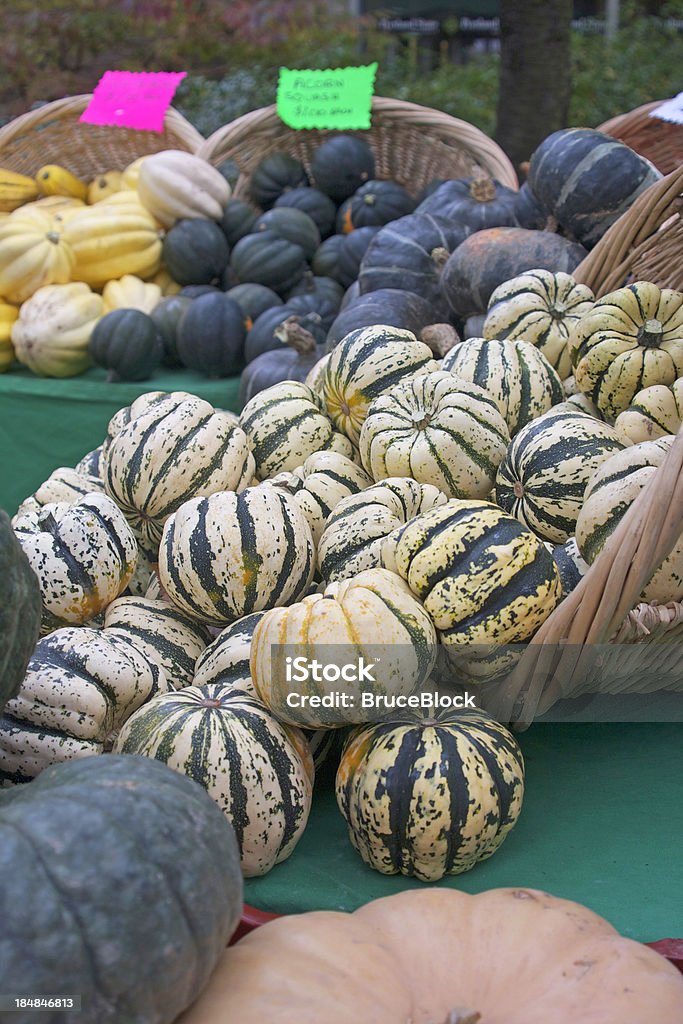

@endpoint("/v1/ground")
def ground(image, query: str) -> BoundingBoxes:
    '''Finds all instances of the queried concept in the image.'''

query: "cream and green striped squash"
[239,381,355,481]
[193,611,267,697]
[73,445,103,479]
[317,477,449,584]
[269,451,372,546]
[483,269,595,378]
[12,466,105,533]
[0,626,168,785]
[159,484,315,627]
[100,390,171,462]
[14,492,138,633]
[103,392,254,552]
[114,683,314,877]
[546,537,589,597]
[250,567,437,729]
[569,281,683,420]
[576,436,682,602]
[336,707,525,881]
[495,406,629,543]
[614,378,683,444]
[359,370,510,498]
[322,325,436,445]
[103,596,211,690]
[441,337,564,435]
[304,352,331,397]
[383,500,562,681]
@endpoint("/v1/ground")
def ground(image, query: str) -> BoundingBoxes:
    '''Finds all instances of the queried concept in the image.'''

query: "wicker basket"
[599,100,683,176]
[573,163,683,296]
[196,96,518,198]
[485,424,683,728]
[0,94,204,178]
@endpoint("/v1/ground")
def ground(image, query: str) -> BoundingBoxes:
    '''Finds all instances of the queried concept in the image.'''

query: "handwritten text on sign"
[277,64,377,130]
[80,71,187,133]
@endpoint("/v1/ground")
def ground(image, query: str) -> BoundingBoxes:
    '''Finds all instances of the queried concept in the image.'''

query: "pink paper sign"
[80,71,187,133]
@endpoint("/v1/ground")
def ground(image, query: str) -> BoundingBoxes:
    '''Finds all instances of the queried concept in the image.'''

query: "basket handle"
[490,423,683,726]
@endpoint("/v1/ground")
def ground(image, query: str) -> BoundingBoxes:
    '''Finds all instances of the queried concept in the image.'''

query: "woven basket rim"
[197,95,519,191]
[597,99,670,135]
[0,93,204,154]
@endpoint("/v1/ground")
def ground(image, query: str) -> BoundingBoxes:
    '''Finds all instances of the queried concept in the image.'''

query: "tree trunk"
[495,0,573,177]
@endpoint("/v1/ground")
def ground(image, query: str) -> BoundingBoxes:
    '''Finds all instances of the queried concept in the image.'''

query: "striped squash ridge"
[104,596,212,690]
[482,269,595,378]
[359,370,510,498]
[74,445,104,478]
[321,324,436,445]
[383,499,562,681]
[0,626,168,785]
[14,492,138,633]
[11,466,104,534]
[103,392,255,552]
[239,380,355,482]
[270,451,372,546]
[114,683,313,877]
[495,405,628,543]
[576,435,682,602]
[336,707,525,881]
[546,537,589,597]
[442,336,564,435]
[100,389,172,463]
[318,477,449,584]
[159,484,315,626]
[614,378,683,444]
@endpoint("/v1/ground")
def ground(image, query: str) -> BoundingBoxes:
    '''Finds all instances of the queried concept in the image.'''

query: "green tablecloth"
[244,723,683,942]
[0,367,242,515]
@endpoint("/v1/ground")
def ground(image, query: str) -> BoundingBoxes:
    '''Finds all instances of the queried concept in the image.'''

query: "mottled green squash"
[0,511,41,714]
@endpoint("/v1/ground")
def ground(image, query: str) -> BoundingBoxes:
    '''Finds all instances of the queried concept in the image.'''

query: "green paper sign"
[277,64,377,130]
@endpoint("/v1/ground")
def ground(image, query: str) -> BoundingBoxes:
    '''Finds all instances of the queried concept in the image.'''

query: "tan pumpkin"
[62,202,162,288]
[0,207,75,303]
[11,282,103,377]
[0,300,18,372]
[177,887,683,1024]
[137,150,231,228]
[102,274,162,315]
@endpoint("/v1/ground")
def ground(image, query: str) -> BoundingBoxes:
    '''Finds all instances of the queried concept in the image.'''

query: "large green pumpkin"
[0,511,41,714]
[0,754,243,1023]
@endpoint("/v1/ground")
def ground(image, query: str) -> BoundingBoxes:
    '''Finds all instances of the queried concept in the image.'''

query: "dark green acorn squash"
[0,754,243,1024]
[527,127,661,248]
[335,226,381,289]
[254,207,321,260]
[180,285,222,298]
[88,309,164,382]
[176,293,247,377]
[221,198,260,246]
[336,179,416,233]
[0,511,41,715]
[325,287,434,351]
[229,230,308,296]
[310,134,376,202]
[513,182,549,231]
[274,186,337,239]
[249,152,309,209]
[415,175,518,232]
[226,283,283,328]
[286,272,344,309]
[440,226,588,320]
[240,319,324,405]
[150,295,193,367]
[162,218,230,286]
[340,280,361,309]
[311,234,345,279]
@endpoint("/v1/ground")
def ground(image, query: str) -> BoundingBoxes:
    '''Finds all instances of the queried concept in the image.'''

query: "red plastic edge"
[231,910,683,974]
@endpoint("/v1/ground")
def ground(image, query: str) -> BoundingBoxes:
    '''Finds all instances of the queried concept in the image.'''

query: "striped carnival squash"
[336,707,524,881]
[442,337,564,436]
[250,568,438,728]
[14,493,138,633]
[103,392,255,552]
[0,626,168,784]
[357,213,467,312]
[75,447,103,479]
[62,202,162,288]
[576,436,682,602]
[318,477,449,584]
[101,391,171,461]
[527,128,661,248]
[359,371,510,498]
[239,381,355,480]
[548,536,589,597]
[614,378,683,444]
[0,207,74,303]
[415,174,518,232]
[321,325,436,446]
[114,684,313,877]
[28,466,104,506]
[193,612,267,696]
[336,179,415,234]
[269,451,372,546]
[482,269,595,379]
[305,351,331,396]
[495,406,628,544]
[158,485,315,627]
[382,500,562,681]
[103,596,211,691]
[569,282,683,420]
